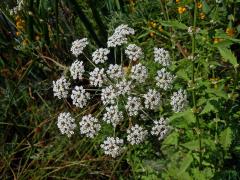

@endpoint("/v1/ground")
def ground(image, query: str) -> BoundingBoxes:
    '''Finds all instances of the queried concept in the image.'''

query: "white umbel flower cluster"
[53,76,70,99]
[125,96,142,116]
[106,64,124,79]
[71,86,90,108]
[103,105,123,127]
[116,79,133,95]
[187,26,200,35]
[155,68,175,90]
[154,47,171,67]
[151,117,169,140]
[10,0,24,15]
[100,137,124,158]
[125,44,143,61]
[70,38,88,57]
[107,24,135,47]
[127,124,148,145]
[57,112,76,137]
[92,48,110,64]
[101,85,116,105]
[131,63,148,83]
[70,60,85,80]
[170,89,188,112]
[79,114,101,138]
[89,67,105,87]
[143,89,161,110]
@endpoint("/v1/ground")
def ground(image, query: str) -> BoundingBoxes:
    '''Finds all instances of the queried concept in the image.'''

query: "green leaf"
[176,69,190,81]
[200,101,217,115]
[163,131,179,146]
[161,20,188,30]
[218,47,239,68]
[181,140,199,151]
[219,127,232,151]
[170,109,196,128]
[178,153,193,175]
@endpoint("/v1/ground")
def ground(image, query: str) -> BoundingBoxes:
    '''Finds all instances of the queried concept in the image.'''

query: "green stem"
[191,0,202,170]
[159,0,167,20]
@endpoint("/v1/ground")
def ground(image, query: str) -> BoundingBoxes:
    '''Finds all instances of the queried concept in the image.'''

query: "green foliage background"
[0,0,240,179]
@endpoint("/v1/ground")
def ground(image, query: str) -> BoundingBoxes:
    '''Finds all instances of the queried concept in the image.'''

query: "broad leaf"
[161,20,188,30]
[219,127,232,151]
[218,47,239,68]
[178,153,193,175]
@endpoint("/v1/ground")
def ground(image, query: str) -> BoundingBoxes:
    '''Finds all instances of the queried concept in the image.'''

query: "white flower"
[89,67,105,87]
[114,24,135,37]
[70,60,85,80]
[188,26,200,35]
[70,38,88,57]
[103,105,123,127]
[216,0,222,3]
[116,79,133,96]
[107,34,128,48]
[107,24,135,47]
[53,76,70,99]
[170,89,188,112]
[155,68,175,90]
[100,137,124,158]
[101,85,116,105]
[57,112,76,137]
[79,114,101,138]
[71,86,90,108]
[143,89,161,110]
[10,0,24,15]
[92,48,110,64]
[125,44,143,61]
[106,64,124,79]
[151,117,169,140]
[131,63,148,83]
[127,124,148,145]
[154,47,171,67]
[125,96,142,116]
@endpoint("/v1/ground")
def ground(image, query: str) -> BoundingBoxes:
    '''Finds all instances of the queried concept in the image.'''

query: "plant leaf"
[161,20,188,30]
[178,153,193,175]
[219,127,232,151]
[218,47,239,68]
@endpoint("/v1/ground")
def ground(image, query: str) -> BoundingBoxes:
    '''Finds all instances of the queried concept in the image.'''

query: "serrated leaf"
[219,127,232,151]
[170,109,196,128]
[161,20,188,30]
[163,131,179,146]
[181,140,199,151]
[176,69,190,81]
[218,47,239,68]
[200,101,217,115]
[178,153,193,175]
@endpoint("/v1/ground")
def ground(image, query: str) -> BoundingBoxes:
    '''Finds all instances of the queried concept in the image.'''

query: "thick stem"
[191,0,202,170]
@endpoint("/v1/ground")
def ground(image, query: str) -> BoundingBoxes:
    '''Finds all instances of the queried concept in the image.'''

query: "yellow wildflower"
[197,2,203,9]
[199,12,205,20]
[226,28,235,37]
[178,6,187,14]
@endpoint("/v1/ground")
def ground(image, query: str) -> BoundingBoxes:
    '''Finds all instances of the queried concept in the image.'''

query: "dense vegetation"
[1,0,240,179]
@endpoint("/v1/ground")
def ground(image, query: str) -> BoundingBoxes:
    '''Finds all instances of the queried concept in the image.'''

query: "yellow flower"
[197,2,203,9]
[226,28,235,37]
[22,39,29,46]
[35,35,41,41]
[213,38,222,44]
[176,0,180,3]
[16,31,21,36]
[178,6,187,14]
[158,25,163,32]
[149,32,156,38]
[199,12,205,20]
